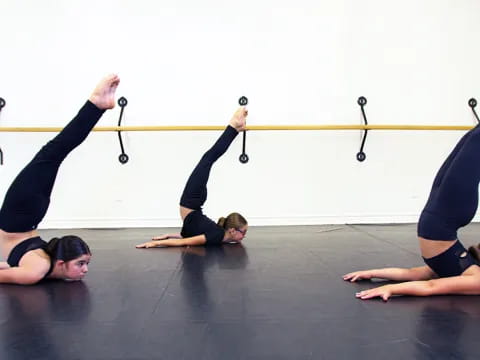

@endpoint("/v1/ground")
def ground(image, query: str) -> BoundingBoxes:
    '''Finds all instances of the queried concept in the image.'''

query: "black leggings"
[0,101,105,232]
[418,124,480,240]
[180,125,238,210]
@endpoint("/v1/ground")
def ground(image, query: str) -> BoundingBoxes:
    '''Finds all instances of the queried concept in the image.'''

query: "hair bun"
[467,245,480,262]
[217,217,226,228]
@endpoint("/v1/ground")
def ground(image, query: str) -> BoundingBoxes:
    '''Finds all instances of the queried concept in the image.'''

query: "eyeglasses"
[236,228,247,236]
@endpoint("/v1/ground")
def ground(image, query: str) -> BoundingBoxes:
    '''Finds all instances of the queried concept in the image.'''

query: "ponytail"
[468,244,480,262]
[217,217,227,228]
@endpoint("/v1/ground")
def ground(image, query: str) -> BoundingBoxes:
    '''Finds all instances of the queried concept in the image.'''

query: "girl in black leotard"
[344,125,480,300]
[0,74,120,284]
[136,107,248,249]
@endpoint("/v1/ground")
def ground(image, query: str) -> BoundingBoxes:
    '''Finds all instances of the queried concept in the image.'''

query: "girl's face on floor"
[233,226,248,242]
[63,254,91,281]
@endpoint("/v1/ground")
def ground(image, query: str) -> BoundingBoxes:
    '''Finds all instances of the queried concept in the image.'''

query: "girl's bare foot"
[229,107,248,131]
[89,74,120,110]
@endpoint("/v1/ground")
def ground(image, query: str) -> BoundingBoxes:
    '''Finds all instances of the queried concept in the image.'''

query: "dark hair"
[45,235,91,261]
[468,244,480,262]
[217,212,247,229]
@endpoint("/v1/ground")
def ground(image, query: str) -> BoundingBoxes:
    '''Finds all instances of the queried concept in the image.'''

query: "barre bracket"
[117,97,129,164]
[238,96,249,164]
[356,96,368,162]
[468,98,479,123]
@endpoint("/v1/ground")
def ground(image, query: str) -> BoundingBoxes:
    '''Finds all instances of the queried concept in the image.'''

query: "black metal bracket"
[0,97,5,165]
[468,98,479,123]
[117,97,129,164]
[356,96,368,162]
[238,96,249,164]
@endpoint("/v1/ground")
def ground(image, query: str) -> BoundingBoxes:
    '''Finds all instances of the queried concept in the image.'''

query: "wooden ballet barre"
[0,124,475,132]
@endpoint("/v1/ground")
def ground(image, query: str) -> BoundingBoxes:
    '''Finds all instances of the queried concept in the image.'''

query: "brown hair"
[468,244,480,262]
[217,212,247,230]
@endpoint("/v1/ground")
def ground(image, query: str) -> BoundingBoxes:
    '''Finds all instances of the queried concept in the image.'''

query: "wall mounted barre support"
[356,96,368,162]
[0,97,5,165]
[469,98,479,123]
[116,97,129,164]
[238,96,249,164]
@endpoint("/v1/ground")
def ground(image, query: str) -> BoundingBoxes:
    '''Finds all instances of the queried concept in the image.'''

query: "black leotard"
[179,126,238,245]
[7,236,54,278]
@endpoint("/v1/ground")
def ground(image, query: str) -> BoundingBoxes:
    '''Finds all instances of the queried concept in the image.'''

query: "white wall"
[0,0,480,228]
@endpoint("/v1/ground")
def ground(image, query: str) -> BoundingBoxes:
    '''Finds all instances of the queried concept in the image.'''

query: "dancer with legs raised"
[136,108,248,249]
[344,125,480,300]
[0,74,120,284]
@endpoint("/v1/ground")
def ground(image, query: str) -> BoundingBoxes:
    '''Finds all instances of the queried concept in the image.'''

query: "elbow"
[19,275,42,285]
[422,281,436,296]
[408,267,434,281]
[22,279,40,286]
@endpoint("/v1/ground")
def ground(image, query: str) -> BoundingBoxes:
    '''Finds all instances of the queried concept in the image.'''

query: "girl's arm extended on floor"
[151,233,182,240]
[136,235,206,248]
[355,275,480,301]
[343,266,435,282]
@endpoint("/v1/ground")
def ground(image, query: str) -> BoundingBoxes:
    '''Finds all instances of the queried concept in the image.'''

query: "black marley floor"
[1,224,480,360]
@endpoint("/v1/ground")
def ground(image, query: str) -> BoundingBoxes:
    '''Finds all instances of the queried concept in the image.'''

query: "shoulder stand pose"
[344,124,480,300]
[0,74,120,284]
[136,108,248,249]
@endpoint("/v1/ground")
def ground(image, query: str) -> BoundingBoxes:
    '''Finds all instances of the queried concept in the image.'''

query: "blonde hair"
[217,212,247,229]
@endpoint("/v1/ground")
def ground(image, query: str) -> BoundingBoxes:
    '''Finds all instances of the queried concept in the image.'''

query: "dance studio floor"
[1,224,479,360]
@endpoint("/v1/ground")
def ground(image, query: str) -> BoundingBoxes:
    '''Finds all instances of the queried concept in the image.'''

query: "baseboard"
[35,213,439,229]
